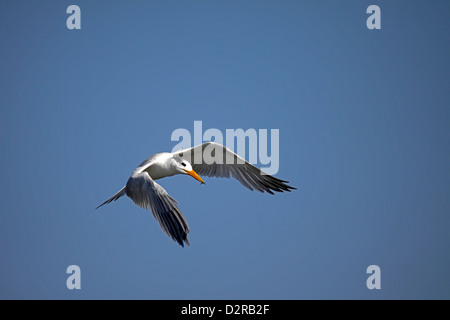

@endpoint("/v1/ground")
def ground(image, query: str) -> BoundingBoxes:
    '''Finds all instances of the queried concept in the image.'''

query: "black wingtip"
[175,236,190,248]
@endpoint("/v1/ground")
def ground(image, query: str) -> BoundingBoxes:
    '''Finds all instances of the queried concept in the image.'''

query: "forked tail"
[96,187,126,209]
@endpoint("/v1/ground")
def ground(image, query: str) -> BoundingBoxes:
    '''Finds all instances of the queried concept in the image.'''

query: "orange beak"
[184,169,205,184]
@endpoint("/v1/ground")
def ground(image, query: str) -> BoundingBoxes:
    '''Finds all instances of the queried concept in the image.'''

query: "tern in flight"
[97,142,296,247]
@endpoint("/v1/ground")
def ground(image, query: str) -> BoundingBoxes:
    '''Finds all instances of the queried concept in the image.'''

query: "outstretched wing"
[125,171,190,247]
[173,142,296,194]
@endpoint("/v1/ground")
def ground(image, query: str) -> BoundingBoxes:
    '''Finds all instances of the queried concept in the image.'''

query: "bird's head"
[173,157,205,184]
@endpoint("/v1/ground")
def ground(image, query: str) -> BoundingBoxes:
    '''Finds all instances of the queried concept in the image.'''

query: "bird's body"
[138,153,177,180]
[97,142,296,247]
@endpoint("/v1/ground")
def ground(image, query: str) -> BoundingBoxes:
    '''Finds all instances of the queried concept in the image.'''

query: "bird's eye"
[181,162,186,167]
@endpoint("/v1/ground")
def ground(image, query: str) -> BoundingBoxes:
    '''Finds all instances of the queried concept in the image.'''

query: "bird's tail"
[96,187,126,209]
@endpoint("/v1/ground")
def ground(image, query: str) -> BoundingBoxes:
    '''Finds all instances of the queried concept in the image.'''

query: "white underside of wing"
[126,171,190,246]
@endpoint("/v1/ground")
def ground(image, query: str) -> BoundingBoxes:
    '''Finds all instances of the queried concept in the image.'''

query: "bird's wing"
[173,142,296,194]
[126,171,190,247]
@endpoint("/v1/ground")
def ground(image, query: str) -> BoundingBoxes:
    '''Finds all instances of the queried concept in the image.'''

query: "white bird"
[97,142,296,247]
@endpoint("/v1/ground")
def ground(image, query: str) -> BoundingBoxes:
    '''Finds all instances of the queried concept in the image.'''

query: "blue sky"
[0,1,449,299]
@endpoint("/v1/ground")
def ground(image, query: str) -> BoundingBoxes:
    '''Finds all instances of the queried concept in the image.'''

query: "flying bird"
[97,142,296,247]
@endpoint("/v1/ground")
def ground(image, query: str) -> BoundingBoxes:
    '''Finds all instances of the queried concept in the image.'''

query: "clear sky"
[0,1,449,299]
